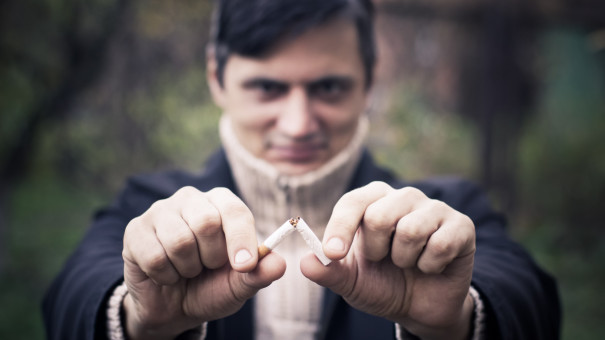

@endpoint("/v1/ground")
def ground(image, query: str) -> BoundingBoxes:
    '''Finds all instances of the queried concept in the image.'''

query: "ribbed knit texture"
[220,115,368,340]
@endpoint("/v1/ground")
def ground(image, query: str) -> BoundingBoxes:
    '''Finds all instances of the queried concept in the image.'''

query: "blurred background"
[1,0,604,338]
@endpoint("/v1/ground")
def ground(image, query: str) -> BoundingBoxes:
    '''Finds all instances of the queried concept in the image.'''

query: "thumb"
[300,253,354,297]
[229,252,286,301]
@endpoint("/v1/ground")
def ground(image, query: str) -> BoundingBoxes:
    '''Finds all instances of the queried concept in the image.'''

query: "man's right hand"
[121,186,286,340]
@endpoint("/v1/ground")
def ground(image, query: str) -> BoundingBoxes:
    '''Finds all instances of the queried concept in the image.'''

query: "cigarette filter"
[258,219,295,258]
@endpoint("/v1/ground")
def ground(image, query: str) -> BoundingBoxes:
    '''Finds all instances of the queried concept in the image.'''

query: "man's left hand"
[301,181,476,340]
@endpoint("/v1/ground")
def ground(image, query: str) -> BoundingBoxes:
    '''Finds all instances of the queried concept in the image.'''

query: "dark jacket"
[43,149,560,340]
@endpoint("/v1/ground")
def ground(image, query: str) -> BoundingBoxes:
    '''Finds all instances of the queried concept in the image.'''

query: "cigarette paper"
[257,219,295,259]
[257,217,332,266]
[295,218,332,266]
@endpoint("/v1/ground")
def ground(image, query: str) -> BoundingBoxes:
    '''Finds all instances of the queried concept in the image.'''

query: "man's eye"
[310,80,350,101]
[255,81,286,98]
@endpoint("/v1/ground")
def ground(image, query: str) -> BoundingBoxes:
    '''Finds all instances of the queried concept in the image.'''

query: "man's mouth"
[268,143,327,163]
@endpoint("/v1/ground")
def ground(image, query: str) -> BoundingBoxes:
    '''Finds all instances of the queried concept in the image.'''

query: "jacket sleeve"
[42,175,168,340]
[431,178,561,340]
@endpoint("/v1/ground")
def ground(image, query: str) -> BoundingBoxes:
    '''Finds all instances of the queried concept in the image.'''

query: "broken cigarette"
[257,218,296,258]
[294,217,332,266]
[257,217,332,266]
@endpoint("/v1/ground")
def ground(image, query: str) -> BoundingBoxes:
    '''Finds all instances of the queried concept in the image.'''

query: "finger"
[123,216,180,285]
[154,210,202,279]
[300,252,353,297]
[228,252,286,303]
[390,203,442,268]
[323,181,393,260]
[417,212,475,274]
[360,187,427,261]
[206,187,258,272]
[179,188,228,269]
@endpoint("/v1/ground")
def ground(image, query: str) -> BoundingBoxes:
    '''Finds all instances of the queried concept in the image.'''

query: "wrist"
[398,291,475,340]
[122,292,179,340]
[122,293,209,340]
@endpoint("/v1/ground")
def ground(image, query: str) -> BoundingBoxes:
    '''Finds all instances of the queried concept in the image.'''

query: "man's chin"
[272,160,324,176]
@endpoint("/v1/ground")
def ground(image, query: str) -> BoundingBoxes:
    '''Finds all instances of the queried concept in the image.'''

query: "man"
[43,0,560,339]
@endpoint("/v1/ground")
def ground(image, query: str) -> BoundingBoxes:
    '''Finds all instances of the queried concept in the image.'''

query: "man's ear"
[206,46,226,108]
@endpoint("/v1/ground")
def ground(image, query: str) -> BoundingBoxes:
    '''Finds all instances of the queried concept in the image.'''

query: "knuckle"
[175,186,199,198]
[146,199,170,220]
[365,181,392,193]
[455,214,476,249]
[363,207,392,232]
[338,191,353,203]
[398,186,425,201]
[338,191,366,212]
[395,224,424,243]
[457,213,475,230]
[150,198,168,210]
[124,218,141,238]
[186,203,220,226]
[207,187,232,198]
[122,248,131,262]
[124,217,150,244]
[145,250,171,274]
[165,231,197,256]
[428,199,449,212]
[428,239,453,258]
[191,212,223,236]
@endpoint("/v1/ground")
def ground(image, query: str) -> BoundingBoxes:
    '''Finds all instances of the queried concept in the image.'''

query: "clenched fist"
[121,186,286,339]
[301,181,476,340]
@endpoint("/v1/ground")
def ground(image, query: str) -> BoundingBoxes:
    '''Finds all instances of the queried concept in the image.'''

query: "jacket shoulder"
[111,149,235,217]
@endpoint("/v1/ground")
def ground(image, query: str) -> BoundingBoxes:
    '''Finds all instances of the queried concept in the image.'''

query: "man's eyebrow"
[308,75,354,87]
[241,75,355,89]
[241,77,288,89]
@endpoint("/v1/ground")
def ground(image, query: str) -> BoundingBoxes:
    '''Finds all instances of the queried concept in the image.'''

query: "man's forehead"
[224,18,365,84]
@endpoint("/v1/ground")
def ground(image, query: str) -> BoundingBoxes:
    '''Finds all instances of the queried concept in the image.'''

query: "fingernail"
[235,249,252,264]
[326,237,345,252]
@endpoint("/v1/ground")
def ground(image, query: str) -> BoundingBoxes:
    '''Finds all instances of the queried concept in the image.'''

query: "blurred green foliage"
[0,3,604,340]
[369,83,478,181]
[0,176,107,338]
[515,29,605,339]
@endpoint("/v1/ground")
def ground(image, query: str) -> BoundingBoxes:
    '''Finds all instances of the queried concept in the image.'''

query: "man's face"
[209,18,369,175]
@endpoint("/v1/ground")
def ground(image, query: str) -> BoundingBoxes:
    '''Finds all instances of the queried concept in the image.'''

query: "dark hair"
[209,0,376,88]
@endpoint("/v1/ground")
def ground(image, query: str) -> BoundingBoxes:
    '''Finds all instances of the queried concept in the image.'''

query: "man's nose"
[275,88,319,138]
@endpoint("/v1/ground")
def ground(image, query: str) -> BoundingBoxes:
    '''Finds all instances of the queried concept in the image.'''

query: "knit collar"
[219,115,368,237]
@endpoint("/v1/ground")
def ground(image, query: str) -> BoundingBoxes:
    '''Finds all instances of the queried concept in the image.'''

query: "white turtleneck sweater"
[219,115,368,340]
[219,115,484,340]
